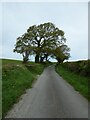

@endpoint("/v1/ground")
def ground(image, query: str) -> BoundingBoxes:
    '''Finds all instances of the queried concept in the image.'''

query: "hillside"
[2,59,45,117]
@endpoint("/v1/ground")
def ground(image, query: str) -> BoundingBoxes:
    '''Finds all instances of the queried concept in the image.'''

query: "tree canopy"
[13,22,70,63]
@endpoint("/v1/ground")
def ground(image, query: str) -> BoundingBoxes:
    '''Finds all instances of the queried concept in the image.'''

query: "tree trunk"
[35,54,39,63]
[40,57,44,63]
[45,53,48,61]
[46,55,48,61]
[22,50,29,63]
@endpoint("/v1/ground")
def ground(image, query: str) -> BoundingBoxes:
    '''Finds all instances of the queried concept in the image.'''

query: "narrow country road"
[6,65,88,118]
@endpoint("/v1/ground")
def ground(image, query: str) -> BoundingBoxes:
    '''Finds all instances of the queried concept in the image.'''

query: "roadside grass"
[0,80,2,119]
[2,59,45,117]
[56,65,89,101]
[0,59,2,119]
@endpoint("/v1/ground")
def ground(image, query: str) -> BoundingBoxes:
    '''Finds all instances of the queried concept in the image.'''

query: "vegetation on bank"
[61,60,90,77]
[2,58,90,118]
[0,78,2,119]
[0,59,2,119]
[56,61,89,101]
[2,59,45,117]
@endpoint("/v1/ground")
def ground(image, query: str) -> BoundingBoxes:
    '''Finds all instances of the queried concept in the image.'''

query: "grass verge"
[0,59,2,119]
[56,64,89,101]
[2,59,45,117]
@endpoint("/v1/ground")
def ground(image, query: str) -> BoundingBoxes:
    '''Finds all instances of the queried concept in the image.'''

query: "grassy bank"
[61,60,90,77]
[0,80,2,119]
[0,59,2,119]
[2,59,45,117]
[56,65,89,101]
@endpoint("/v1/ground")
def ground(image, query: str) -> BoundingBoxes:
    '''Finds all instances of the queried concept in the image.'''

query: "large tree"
[13,22,69,63]
[26,22,66,62]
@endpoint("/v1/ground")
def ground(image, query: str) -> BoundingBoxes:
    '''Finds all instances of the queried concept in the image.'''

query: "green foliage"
[62,60,90,77]
[13,22,70,63]
[0,78,2,119]
[52,45,70,63]
[2,59,44,117]
[56,65,89,101]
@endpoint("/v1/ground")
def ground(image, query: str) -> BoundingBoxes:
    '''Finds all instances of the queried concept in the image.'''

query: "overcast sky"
[1,2,88,61]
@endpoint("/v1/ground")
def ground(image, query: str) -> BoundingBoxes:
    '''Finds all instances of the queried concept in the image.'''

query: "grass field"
[0,80,2,119]
[0,59,2,119]
[2,59,45,117]
[56,65,89,101]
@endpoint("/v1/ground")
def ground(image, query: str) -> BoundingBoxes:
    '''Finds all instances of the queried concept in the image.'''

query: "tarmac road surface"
[6,65,88,118]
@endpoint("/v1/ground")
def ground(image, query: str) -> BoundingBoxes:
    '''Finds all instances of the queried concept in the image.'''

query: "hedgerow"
[61,60,90,77]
